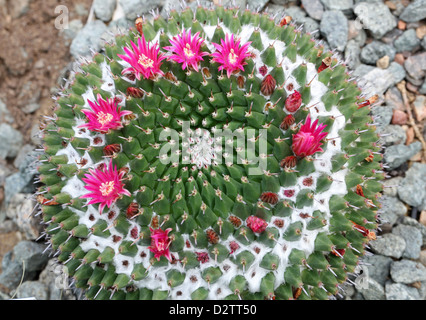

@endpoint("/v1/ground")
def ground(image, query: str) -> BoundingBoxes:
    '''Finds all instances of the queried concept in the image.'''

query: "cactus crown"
[36,4,382,300]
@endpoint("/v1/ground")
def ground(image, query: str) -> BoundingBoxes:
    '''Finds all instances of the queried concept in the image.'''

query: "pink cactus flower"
[81,159,131,213]
[246,215,268,233]
[163,28,209,72]
[148,228,173,261]
[211,33,251,78]
[292,115,328,157]
[79,94,132,134]
[117,33,165,80]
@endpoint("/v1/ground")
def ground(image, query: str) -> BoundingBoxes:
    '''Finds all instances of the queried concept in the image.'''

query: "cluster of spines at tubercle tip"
[33,3,384,300]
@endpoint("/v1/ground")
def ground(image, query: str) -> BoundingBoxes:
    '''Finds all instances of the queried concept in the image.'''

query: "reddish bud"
[103,143,121,156]
[228,215,242,227]
[283,189,295,197]
[279,15,292,27]
[357,94,378,109]
[280,114,295,130]
[246,216,268,233]
[259,65,268,76]
[130,226,139,239]
[135,17,143,35]
[260,192,279,205]
[126,87,145,98]
[261,74,277,96]
[206,229,219,244]
[195,252,209,263]
[280,155,298,168]
[126,202,140,219]
[229,241,240,254]
[285,91,302,113]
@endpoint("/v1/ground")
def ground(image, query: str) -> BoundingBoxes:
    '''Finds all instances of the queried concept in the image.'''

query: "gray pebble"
[359,62,406,96]
[12,240,50,273]
[390,260,426,284]
[0,99,14,124]
[360,40,396,65]
[320,0,354,14]
[354,1,397,39]
[0,251,37,293]
[394,29,421,52]
[345,39,361,70]
[385,282,421,300]
[399,0,426,22]
[404,52,426,81]
[301,0,324,20]
[320,10,348,51]
[397,162,426,210]
[357,277,385,300]
[382,176,403,197]
[371,105,394,130]
[16,281,49,300]
[399,216,426,246]
[383,141,422,170]
[370,233,406,258]
[392,224,422,259]
[93,0,117,22]
[0,123,23,160]
[378,195,407,226]
[119,0,161,20]
[362,254,393,286]
[70,20,108,58]
[377,124,406,146]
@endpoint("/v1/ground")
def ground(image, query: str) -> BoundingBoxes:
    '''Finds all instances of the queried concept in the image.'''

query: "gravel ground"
[0,0,425,300]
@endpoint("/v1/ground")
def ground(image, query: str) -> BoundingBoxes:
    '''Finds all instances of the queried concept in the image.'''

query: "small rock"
[394,52,405,65]
[247,0,269,11]
[16,281,49,300]
[344,39,361,70]
[70,20,108,58]
[370,233,406,258]
[0,251,36,294]
[390,259,426,283]
[385,282,421,300]
[378,124,407,145]
[399,0,426,23]
[405,125,415,145]
[399,216,426,246]
[301,0,324,20]
[371,104,394,129]
[378,195,407,225]
[320,0,354,13]
[6,194,42,240]
[391,109,408,125]
[382,176,403,197]
[357,277,385,300]
[392,224,422,259]
[362,254,393,286]
[354,1,397,39]
[60,19,83,41]
[384,141,422,169]
[420,80,426,95]
[397,20,406,30]
[0,124,23,160]
[13,144,35,170]
[394,29,421,52]
[12,241,49,273]
[93,0,116,22]
[359,62,406,96]
[347,20,367,46]
[377,55,390,69]
[398,162,426,210]
[119,0,160,20]
[404,52,426,81]
[360,41,396,65]
[385,86,405,110]
[320,10,348,52]
[412,95,426,122]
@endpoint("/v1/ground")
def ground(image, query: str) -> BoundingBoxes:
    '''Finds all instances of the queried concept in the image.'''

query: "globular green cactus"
[35,3,383,300]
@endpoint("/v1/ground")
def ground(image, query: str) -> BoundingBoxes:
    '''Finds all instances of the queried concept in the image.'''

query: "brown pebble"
[391,109,408,125]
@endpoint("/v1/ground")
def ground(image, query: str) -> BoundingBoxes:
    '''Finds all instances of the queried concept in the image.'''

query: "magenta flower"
[79,94,132,134]
[117,34,165,80]
[148,228,172,261]
[292,115,328,157]
[211,34,251,78]
[246,216,268,233]
[163,28,209,72]
[81,159,131,213]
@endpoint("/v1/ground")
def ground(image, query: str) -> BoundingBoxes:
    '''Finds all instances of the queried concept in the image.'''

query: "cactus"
[34,3,383,300]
